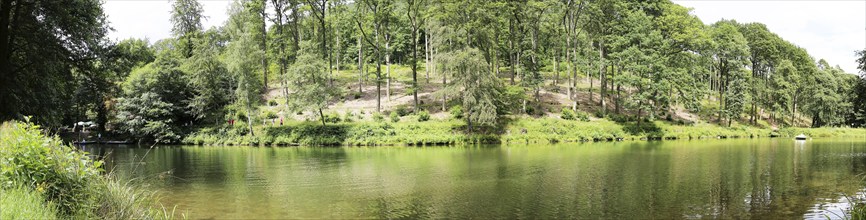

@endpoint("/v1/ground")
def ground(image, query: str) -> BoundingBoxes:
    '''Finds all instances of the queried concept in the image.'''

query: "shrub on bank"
[0,121,175,219]
[183,116,865,146]
[417,110,430,122]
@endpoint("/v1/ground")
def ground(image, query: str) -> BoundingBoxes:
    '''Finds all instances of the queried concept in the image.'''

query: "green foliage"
[561,108,576,120]
[395,105,410,117]
[373,112,385,122]
[184,28,232,123]
[446,48,502,128]
[0,122,103,216]
[325,112,342,123]
[450,106,464,119]
[0,121,174,219]
[390,111,401,123]
[342,112,355,123]
[561,108,589,122]
[417,110,431,122]
[0,0,111,125]
[286,41,331,125]
[1,185,58,220]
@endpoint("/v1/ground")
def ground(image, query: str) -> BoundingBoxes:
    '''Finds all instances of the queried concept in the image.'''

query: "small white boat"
[794,134,808,140]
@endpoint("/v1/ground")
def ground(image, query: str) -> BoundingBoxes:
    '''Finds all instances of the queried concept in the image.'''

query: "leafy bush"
[325,112,342,123]
[390,111,401,123]
[574,110,590,122]
[342,112,355,122]
[395,105,409,116]
[268,100,278,106]
[0,122,102,216]
[261,110,278,119]
[373,112,385,122]
[449,105,463,119]
[351,91,363,99]
[0,121,175,219]
[561,108,576,120]
[417,110,430,122]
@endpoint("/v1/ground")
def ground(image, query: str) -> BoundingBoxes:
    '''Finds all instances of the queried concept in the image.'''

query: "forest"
[1,0,865,144]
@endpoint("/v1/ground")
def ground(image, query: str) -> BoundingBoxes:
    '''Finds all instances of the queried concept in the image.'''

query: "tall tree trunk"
[358,35,363,94]
[442,67,447,112]
[273,0,288,107]
[375,21,382,112]
[246,106,255,136]
[553,54,558,85]
[598,40,606,116]
[425,32,430,84]
[409,5,420,113]
[260,4,268,92]
[319,108,326,126]
[791,99,797,126]
[385,34,391,101]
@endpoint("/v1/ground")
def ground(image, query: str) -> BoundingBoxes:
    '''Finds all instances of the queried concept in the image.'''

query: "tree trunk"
[410,10,420,113]
[375,21,382,112]
[246,106,255,136]
[358,35,363,94]
[442,68,447,112]
[425,32,430,84]
[598,40,606,116]
[553,54,558,85]
[274,0,288,107]
[385,34,391,101]
[319,108,326,126]
[791,100,797,126]
[260,5,268,92]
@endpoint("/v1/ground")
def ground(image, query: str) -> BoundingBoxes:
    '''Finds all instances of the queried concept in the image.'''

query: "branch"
[354,4,379,52]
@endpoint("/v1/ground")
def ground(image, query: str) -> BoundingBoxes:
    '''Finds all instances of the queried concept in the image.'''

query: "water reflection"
[86,139,866,219]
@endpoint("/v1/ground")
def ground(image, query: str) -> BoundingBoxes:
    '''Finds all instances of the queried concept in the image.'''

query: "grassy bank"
[0,121,177,219]
[183,117,866,146]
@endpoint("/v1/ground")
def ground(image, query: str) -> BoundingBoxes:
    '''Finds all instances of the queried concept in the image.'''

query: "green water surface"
[87,138,866,219]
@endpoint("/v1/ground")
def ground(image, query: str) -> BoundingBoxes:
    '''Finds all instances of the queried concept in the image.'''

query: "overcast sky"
[103,0,866,73]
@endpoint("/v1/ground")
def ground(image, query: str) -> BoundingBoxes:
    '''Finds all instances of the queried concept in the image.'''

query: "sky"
[103,0,866,74]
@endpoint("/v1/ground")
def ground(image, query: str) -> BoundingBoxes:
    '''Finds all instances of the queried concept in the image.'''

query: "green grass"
[1,185,59,220]
[184,115,866,146]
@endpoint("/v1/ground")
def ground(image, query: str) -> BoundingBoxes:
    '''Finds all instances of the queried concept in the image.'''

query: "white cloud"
[104,0,232,43]
[673,0,866,74]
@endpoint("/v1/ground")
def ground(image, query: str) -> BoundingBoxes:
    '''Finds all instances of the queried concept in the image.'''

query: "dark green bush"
[390,111,401,123]
[561,108,576,120]
[449,105,463,119]
[373,112,385,122]
[342,112,355,122]
[395,105,409,116]
[418,110,430,122]
[325,112,342,123]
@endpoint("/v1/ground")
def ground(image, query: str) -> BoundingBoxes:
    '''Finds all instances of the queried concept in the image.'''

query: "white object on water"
[794,134,808,140]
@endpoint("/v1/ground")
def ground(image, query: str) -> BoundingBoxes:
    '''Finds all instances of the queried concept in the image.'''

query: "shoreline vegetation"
[0,121,178,219]
[182,117,866,147]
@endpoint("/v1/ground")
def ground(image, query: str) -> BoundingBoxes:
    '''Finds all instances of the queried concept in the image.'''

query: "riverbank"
[181,117,866,146]
[0,121,177,219]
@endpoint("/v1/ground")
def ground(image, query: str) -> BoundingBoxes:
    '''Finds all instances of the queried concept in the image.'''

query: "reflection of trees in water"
[89,140,866,219]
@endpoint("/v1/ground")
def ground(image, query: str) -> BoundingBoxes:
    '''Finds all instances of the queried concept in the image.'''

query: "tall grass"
[0,185,58,219]
[0,120,178,219]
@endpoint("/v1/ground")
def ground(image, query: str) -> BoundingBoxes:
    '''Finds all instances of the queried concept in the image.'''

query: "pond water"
[85,139,866,219]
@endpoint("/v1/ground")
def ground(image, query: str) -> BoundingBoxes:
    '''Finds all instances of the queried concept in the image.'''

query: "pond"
[85,139,866,219]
